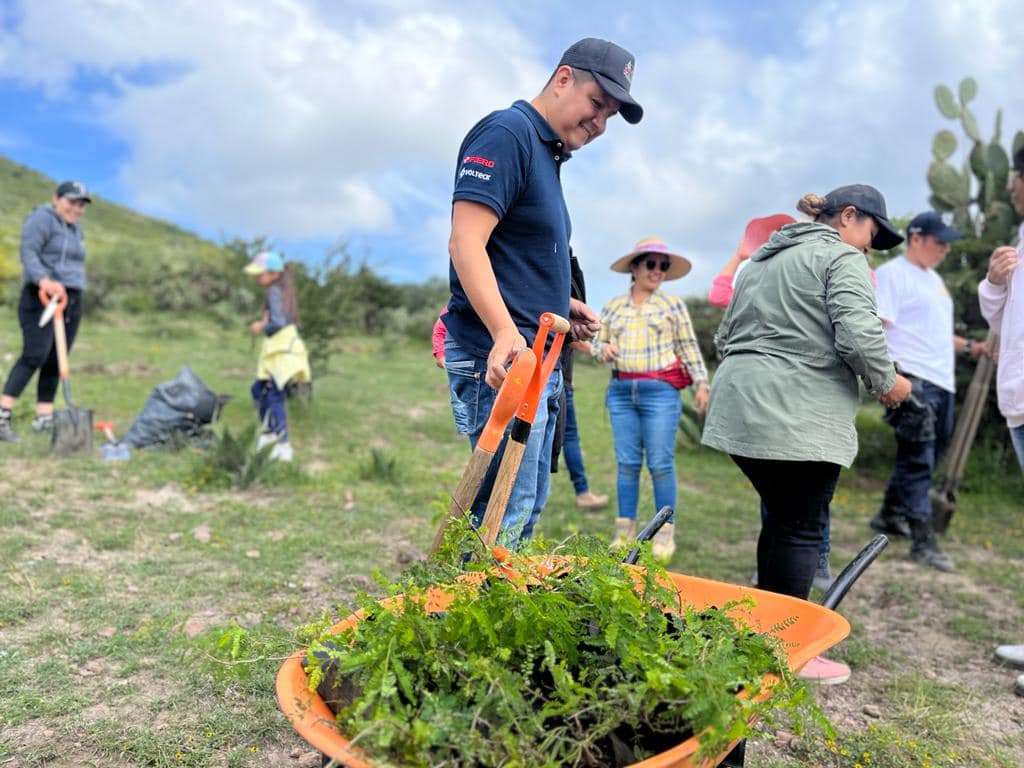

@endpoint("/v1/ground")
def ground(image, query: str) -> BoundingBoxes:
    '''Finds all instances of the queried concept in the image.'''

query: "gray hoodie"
[701,222,896,467]
[20,204,87,290]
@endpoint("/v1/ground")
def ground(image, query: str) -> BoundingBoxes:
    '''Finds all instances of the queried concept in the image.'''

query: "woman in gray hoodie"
[0,181,91,442]
[703,185,912,603]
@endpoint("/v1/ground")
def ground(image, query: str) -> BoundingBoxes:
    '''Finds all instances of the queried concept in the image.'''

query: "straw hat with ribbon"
[610,237,692,281]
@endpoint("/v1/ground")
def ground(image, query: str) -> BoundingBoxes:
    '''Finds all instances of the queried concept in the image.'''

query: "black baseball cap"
[823,184,903,250]
[558,37,643,124]
[907,211,962,244]
[55,181,91,203]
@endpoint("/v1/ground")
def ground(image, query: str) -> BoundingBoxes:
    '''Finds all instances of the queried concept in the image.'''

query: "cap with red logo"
[558,37,643,124]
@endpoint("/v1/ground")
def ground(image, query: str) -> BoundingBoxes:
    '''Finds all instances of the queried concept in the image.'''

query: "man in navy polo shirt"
[443,37,643,549]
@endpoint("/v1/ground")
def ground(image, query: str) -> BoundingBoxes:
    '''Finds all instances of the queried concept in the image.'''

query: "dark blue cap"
[558,38,643,124]
[907,211,963,244]
[823,184,903,250]
[55,180,91,203]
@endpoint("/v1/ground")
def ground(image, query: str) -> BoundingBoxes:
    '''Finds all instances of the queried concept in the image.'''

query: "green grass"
[0,312,1022,766]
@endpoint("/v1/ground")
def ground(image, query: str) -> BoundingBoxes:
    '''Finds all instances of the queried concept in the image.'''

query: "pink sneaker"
[798,656,850,685]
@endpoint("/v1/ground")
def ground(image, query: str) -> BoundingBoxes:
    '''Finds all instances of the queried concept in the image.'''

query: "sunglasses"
[644,259,671,272]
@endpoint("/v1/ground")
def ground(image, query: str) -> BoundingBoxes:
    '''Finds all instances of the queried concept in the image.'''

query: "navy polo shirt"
[444,99,572,358]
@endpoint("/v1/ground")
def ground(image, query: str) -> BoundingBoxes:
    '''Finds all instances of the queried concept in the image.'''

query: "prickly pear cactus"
[928,77,1023,242]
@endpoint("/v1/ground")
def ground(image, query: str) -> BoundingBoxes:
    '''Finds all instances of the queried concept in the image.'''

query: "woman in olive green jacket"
[703,185,911,602]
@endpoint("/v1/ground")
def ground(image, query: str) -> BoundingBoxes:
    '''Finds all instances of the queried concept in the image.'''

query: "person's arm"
[671,298,710,414]
[707,274,735,308]
[953,335,988,359]
[20,209,65,299]
[979,245,1018,330]
[826,250,908,404]
[449,200,525,388]
[590,301,619,363]
[707,242,749,308]
[264,285,288,336]
[568,297,600,342]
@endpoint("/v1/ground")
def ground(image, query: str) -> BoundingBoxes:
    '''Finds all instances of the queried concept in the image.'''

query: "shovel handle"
[430,350,537,557]
[479,435,528,546]
[52,301,70,380]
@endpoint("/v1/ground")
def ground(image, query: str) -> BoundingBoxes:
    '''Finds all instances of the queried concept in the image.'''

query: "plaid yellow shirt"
[593,290,709,385]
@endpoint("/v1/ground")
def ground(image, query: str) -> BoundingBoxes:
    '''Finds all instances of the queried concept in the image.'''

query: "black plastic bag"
[122,366,229,448]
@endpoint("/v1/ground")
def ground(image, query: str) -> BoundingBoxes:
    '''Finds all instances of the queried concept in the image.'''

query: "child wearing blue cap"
[245,250,310,461]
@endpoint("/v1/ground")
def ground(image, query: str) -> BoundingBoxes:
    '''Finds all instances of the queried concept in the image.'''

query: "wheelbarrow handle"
[820,534,889,611]
[622,506,673,565]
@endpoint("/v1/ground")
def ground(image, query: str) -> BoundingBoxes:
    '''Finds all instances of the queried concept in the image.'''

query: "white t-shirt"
[875,255,955,392]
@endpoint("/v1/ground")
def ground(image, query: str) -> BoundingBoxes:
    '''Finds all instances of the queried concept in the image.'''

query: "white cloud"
[0,0,546,238]
[2,0,1022,311]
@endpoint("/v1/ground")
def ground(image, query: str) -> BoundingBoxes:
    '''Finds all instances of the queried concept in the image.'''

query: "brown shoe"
[576,491,609,510]
[611,517,637,548]
[651,522,676,563]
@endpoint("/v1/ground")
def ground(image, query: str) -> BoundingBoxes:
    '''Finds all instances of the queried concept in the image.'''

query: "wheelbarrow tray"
[276,563,850,768]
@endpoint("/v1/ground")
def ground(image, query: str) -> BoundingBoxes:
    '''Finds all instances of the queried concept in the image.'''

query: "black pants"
[731,455,841,600]
[3,285,83,404]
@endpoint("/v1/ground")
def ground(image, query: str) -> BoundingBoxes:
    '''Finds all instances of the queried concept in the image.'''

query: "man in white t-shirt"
[978,145,1024,697]
[870,211,986,572]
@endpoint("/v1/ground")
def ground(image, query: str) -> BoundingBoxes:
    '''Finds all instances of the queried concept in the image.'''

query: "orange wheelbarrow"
[276,517,888,767]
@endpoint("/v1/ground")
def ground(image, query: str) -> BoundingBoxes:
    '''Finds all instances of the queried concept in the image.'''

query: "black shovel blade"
[51,408,93,457]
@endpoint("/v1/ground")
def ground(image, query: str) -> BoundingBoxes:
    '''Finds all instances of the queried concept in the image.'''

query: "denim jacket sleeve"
[826,249,896,396]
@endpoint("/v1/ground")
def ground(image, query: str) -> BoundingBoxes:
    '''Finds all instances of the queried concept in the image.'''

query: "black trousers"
[3,285,83,404]
[731,455,841,600]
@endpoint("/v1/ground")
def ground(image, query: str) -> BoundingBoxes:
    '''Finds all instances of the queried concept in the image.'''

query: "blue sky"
[1,0,1022,310]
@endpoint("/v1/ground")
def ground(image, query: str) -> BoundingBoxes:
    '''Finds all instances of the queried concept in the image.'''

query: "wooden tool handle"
[430,448,491,555]
[479,434,528,546]
[53,305,70,380]
[545,312,570,334]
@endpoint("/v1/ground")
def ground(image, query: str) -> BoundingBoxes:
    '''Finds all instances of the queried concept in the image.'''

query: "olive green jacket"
[701,222,896,467]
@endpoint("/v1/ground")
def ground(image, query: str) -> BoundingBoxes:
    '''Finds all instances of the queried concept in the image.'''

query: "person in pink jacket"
[432,307,449,367]
[708,215,796,308]
[978,146,1024,699]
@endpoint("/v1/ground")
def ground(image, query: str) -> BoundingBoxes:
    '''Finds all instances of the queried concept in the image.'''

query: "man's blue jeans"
[562,386,590,495]
[445,337,562,549]
[882,378,955,522]
[606,377,679,523]
[1010,425,1024,472]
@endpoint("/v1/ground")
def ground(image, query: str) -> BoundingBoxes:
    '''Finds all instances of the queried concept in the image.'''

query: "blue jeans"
[445,337,563,549]
[882,378,955,522]
[1010,425,1024,472]
[561,386,590,495]
[251,379,288,441]
[606,377,680,523]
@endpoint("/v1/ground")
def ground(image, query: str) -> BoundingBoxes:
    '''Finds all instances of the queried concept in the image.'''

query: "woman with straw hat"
[592,237,709,562]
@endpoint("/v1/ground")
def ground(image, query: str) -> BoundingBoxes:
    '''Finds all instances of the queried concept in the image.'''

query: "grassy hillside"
[0,154,242,314]
[0,310,1021,767]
